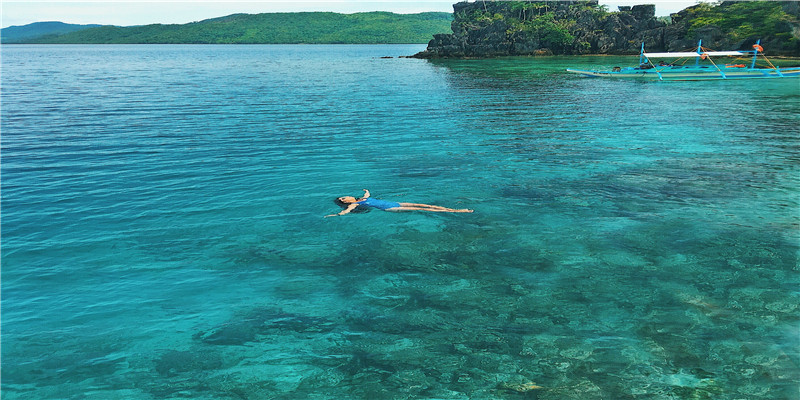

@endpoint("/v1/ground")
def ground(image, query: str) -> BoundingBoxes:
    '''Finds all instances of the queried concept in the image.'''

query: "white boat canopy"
[644,51,747,58]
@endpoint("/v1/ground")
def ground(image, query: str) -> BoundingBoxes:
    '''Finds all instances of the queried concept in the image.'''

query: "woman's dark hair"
[333,198,348,208]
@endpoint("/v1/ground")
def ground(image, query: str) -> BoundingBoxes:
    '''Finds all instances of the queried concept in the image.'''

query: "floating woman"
[325,189,473,217]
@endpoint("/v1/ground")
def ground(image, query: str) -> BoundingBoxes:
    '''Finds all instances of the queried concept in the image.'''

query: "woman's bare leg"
[391,205,473,213]
[398,202,461,211]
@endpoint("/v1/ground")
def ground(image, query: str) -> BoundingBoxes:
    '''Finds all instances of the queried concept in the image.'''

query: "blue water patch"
[2,44,799,399]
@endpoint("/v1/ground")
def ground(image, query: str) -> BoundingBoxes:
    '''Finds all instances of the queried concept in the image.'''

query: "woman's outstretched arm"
[325,203,359,218]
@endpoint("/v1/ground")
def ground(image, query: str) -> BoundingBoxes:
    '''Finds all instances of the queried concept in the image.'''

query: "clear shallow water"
[2,44,799,399]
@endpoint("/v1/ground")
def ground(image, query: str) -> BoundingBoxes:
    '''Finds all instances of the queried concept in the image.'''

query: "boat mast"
[751,39,760,69]
[639,42,645,66]
[695,40,702,67]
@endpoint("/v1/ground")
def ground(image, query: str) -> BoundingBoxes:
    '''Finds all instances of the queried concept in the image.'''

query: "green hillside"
[18,12,453,44]
[1,21,101,43]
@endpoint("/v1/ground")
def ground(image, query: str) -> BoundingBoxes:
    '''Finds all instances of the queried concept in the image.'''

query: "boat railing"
[638,39,779,80]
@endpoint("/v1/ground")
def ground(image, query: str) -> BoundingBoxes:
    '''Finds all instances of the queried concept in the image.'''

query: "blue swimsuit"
[356,198,402,210]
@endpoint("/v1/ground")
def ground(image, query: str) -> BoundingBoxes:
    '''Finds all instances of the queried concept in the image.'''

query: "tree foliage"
[505,2,579,51]
[685,2,795,42]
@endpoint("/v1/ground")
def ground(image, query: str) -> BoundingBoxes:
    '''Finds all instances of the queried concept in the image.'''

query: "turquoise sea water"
[2,44,799,399]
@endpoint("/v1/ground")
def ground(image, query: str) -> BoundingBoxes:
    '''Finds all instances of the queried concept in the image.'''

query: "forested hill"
[6,12,453,44]
[1,21,101,43]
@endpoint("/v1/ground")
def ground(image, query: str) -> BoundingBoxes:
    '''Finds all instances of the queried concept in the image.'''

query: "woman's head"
[334,196,370,213]
[334,196,357,208]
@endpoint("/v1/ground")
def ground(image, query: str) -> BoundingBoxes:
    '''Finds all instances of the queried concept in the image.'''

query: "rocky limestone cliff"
[413,0,800,58]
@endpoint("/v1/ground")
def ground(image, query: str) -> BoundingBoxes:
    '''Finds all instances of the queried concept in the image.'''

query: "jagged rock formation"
[413,0,800,58]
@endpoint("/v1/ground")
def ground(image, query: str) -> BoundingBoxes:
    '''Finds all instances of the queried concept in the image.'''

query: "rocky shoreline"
[412,0,800,58]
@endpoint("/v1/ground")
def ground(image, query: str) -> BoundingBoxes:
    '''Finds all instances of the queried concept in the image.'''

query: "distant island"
[1,12,452,44]
[414,0,800,58]
[1,21,102,43]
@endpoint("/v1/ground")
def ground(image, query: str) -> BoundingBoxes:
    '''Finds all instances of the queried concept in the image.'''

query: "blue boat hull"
[566,66,800,80]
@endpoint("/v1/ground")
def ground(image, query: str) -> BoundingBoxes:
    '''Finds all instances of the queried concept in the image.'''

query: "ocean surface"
[2,44,799,399]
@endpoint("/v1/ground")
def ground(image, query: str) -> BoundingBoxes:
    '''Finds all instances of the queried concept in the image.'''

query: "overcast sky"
[2,1,701,29]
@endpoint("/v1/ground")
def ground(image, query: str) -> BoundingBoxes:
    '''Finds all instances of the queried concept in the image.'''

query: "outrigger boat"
[567,40,800,80]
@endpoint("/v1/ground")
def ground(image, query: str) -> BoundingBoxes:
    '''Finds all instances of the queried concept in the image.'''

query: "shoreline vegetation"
[3,1,798,58]
[413,0,800,58]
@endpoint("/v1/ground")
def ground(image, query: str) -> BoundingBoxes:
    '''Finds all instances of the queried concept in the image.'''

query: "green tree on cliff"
[686,2,795,43]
